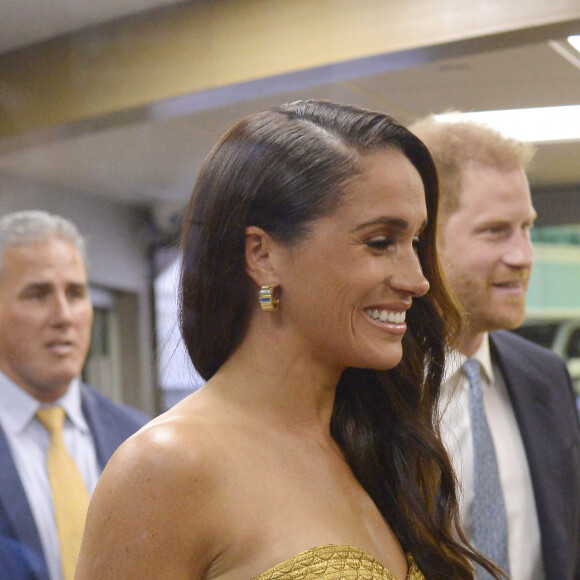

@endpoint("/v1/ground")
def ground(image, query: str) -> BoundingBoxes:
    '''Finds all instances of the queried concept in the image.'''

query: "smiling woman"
[76,100,501,580]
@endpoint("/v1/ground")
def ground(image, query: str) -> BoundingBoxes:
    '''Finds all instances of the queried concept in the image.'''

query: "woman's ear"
[245,226,280,287]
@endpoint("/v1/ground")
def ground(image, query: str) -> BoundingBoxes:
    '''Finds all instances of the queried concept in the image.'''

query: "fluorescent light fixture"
[434,105,580,143]
[568,35,580,53]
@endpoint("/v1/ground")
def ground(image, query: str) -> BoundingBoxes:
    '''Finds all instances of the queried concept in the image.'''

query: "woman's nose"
[390,251,430,297]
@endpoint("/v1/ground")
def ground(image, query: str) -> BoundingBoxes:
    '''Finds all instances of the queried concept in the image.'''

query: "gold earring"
[259,284,279,312]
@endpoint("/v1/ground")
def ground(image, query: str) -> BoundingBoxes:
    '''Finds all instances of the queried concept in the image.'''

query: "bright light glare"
[568,35,580,52]
[434,106,580,143]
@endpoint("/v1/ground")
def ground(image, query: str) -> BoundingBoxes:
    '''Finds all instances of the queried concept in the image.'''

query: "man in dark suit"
[411,115,580,579]
[0,210,149,580]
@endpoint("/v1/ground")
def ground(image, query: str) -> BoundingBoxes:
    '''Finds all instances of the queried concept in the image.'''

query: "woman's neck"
[206,321,341,434]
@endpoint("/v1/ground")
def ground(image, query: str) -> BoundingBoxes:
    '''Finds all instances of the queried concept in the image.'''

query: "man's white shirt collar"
[0,371,89,434]
[444,332,495,388]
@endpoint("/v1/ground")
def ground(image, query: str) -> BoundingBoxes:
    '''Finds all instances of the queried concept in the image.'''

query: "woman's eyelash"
[365,234,423,251]
[366,237,393,250]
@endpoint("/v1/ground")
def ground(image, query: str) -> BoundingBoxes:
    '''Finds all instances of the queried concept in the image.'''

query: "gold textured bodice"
[252,545,425,579]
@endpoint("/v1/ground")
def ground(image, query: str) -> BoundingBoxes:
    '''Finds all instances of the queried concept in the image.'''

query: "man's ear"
[245,226,280,287]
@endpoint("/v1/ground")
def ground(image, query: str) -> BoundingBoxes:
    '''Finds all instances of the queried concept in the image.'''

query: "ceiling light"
[568,35,580,53]
[434,106,580,143]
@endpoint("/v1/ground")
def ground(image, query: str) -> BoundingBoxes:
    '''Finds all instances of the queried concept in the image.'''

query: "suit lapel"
[81,384,115,470]
[490,331,569,579]
[0,426,48,578]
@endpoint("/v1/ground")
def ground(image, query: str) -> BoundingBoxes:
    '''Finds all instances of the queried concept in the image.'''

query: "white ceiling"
[1,1,580,232]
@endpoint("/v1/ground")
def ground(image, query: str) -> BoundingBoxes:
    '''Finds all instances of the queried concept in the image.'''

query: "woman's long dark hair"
[180,100,502,579]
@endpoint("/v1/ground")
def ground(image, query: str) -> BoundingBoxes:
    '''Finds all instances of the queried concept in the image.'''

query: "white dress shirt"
[0,372,100,580]
[439,335,544,580]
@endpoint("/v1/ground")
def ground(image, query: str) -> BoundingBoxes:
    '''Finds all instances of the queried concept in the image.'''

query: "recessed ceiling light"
[568,35,580,53]
[434,105,580,143]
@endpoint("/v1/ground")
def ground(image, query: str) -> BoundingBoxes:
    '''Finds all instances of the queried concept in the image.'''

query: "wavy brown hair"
[180,100,503,579]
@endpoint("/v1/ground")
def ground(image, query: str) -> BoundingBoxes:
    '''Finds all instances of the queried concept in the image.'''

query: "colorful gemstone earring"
[259,284,279,312]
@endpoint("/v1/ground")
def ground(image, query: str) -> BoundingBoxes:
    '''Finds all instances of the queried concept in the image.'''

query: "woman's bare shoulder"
[105,396,215,479]
[77,391,230,579]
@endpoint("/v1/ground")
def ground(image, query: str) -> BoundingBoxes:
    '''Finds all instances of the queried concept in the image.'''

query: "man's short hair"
[410,114,536,219]
[0,210,87,273]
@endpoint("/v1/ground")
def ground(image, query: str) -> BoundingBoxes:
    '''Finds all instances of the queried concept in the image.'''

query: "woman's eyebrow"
[352,216,410,232]
[353,216,428,232]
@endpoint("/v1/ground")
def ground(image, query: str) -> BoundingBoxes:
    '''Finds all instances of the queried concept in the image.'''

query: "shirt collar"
[0,371,88,434]
[472,333,495,385]
[444,332,495,387]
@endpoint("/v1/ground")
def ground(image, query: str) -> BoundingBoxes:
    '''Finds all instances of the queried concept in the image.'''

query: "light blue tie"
[463,358,510,579]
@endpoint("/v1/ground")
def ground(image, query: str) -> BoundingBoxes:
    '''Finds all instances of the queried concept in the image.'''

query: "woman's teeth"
[364,308,406,323]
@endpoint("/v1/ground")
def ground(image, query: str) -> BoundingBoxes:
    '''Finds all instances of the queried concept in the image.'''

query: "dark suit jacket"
[0,384,150,580]
[491,330,580,580]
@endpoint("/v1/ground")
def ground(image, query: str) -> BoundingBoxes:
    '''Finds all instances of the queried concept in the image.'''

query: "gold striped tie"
[36,406,90,580]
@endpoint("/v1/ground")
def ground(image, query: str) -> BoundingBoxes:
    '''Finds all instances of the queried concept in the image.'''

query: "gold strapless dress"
[253,544,425,579]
